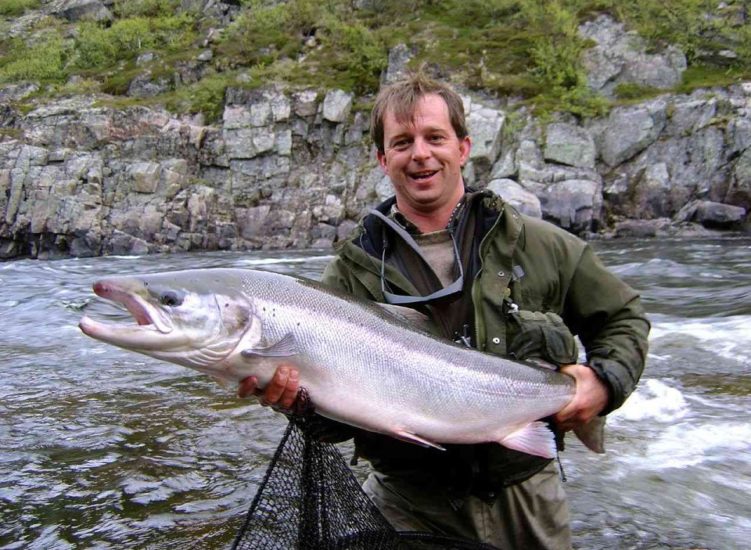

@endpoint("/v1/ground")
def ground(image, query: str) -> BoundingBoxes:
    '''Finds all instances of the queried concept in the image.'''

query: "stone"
[539,179,602,233]
[130,162,161,194]
[598,103,666,166]
[322,90,353,123]
[727,147,751,209]
[487,179,542,218]
[467,103,504,170]
[52,0,112,22]
[127,72,172,98]
[382,43,414,84]
[675,200,747,228]
[294,90,319,117]
[579,15,686,96]
[544,123,596,168]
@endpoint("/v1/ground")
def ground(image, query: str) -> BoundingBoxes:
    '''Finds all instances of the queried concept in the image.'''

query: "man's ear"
[377,150,388,172]
[459,136,472,166]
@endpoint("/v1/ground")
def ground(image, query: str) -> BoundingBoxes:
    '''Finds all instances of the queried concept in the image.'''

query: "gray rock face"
[580,15,686,97]
[2,74,750,259]
[466,97,505,173]
[597,101,666,166]
[539,179,602,233]
[544,123,595,168]
[323,90,353,123]
[486,179,542,218]
[383,44,414,84]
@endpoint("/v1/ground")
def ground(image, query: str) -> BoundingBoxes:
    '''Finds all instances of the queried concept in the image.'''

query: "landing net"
[232,413,497,550]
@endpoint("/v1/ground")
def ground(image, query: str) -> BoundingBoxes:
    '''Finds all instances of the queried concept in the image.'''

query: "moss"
[0,32,68,83]
[0,0,41,17]
[164,72,231,123]
[1,0,750,119]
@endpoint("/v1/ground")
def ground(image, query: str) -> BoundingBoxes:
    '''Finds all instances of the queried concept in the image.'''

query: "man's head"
[370,74,468,155]
[371,75,471,229]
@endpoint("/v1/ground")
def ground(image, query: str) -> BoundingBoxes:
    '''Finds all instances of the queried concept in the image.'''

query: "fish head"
[79,270,255,373]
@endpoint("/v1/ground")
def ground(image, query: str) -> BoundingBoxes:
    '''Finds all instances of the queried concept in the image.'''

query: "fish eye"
[159,291,183,307]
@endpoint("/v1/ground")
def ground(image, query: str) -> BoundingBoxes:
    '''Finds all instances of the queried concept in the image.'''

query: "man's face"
[377,94,471,218]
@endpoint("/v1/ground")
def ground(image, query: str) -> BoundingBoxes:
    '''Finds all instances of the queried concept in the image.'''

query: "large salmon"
[79,268,604,458]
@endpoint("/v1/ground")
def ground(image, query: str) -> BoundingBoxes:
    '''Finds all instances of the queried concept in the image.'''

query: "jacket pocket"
[507,310,578,366]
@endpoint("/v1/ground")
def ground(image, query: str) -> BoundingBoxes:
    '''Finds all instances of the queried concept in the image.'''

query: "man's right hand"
[238,364,300,412]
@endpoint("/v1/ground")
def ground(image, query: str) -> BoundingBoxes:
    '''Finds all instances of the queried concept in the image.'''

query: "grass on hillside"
[0,0,750,122]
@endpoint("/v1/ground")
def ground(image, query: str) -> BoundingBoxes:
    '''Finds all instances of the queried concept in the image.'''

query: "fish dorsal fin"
[376,303,436,334]
[499,421,557,459]
[241,332,299,358]
[525,358,558,371]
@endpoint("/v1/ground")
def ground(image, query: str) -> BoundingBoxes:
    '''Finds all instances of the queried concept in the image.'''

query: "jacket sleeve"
[562,245,651,414]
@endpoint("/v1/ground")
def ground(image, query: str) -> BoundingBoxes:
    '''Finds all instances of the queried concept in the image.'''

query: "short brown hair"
[370,74,468,154]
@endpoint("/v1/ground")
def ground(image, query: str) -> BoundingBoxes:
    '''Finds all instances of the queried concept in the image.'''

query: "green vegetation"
[0,0,750,121]
[0,0,40,17]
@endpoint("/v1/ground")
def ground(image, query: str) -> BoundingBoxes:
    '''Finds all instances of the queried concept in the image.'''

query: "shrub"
[0,34,67,83]
[0,0,41,17]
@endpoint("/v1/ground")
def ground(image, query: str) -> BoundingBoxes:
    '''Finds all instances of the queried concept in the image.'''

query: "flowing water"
[0,238,749,549]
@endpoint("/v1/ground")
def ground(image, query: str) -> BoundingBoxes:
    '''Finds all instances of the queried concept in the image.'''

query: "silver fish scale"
[238,269,574,442]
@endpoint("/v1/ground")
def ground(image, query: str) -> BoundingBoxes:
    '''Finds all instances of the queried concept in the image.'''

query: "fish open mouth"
[79,279,175,348]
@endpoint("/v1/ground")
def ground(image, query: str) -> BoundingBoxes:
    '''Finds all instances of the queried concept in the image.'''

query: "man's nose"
[411,137,431,160]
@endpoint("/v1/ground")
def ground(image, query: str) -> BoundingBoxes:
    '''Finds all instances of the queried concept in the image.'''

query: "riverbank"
[1,2,749,259]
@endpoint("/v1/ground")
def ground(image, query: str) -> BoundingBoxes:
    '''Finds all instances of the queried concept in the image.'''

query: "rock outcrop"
[0,15,749,260]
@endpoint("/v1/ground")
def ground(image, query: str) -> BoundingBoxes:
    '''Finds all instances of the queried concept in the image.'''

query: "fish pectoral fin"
[241,332,299,358]
[499,422,557,459]
[211,375,231,389]
[393,430,446,451]
[573,415,606,454]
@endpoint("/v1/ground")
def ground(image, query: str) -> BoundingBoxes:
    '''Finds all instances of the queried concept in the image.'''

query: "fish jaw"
[79,275,252,373]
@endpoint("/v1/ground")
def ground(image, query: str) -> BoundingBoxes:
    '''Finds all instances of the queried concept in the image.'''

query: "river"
[1,237,749,549]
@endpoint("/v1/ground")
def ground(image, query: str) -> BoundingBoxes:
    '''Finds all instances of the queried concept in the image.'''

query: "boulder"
[51,0,112,22]
[544,123,596,168]
[579,15,686,96]
[675,200,747,228]
[486,178,542,218]
[323,90,353,123]
[466,101,504,171]
[598,102,666,166]
[539,179,602,233]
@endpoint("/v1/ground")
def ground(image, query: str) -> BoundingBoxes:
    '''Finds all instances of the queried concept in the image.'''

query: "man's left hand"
[553,364,609,432]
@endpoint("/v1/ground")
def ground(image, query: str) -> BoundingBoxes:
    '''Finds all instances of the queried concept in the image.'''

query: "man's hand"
[553,364,609,432]
[238,364,300,412]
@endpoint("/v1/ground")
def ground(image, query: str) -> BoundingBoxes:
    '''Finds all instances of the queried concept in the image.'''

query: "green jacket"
[321,191,650,494]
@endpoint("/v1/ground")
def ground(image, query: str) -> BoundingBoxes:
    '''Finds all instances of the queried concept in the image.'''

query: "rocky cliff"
[1,6,749,259]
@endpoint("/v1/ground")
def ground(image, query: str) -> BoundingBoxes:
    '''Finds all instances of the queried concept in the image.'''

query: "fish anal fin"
[393,429,446,451]
[241,332,299,359]
[573,415,606,454]
[499,421,557,459]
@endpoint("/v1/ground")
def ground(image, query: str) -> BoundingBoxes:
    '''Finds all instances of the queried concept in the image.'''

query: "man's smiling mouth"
[410,170,439,181]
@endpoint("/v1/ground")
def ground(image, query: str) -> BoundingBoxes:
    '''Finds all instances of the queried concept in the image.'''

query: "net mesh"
[232,412,497,550]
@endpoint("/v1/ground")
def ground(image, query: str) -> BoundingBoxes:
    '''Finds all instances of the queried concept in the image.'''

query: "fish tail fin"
[573,415,606,454]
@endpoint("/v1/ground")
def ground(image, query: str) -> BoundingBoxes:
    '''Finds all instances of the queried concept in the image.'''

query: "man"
[239,75,650,549]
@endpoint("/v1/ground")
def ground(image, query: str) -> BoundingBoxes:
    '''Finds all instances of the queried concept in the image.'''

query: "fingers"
[276,368,299,410]
[554,364,609,432]
[237,376,258,399]
[237,366,301,413]
[261,365,293,406]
